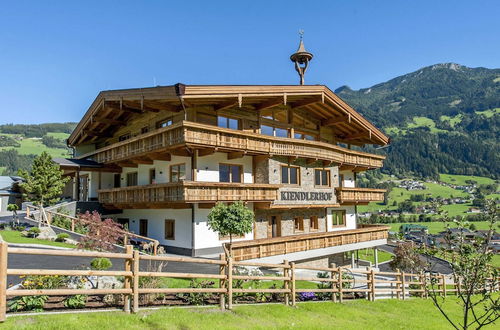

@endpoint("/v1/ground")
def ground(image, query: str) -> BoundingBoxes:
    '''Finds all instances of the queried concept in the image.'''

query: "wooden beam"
[130,158,154,165]
[228,151,245,160]
[84,130,112,138]
[255,97,284,111]
[116,161,138,168]
[198,148,216,157]
[322,115,350,126]
[149,152,171,161]
[214,99,239,112]
[290,96,322,109]
[93,116,126,125]
[121,102,160,113]
[344,132,369,141]
[306,158,317,165]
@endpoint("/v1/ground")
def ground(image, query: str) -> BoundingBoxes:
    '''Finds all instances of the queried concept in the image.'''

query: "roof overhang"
[68,84,390,147]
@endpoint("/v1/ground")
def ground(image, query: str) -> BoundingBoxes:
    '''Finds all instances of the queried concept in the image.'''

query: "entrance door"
[267,216,281,238]
[117,218,130,230]
[139,219,148,236]
[79,174,89,201]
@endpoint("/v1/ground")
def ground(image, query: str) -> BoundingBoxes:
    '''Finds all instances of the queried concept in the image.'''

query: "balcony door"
[79,174,89,201]
[139,219,148,237]
[267,215,281,238]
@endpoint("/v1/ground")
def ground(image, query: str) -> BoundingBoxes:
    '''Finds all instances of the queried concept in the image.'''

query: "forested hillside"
[338,63,500,179]
[0,122,76,175]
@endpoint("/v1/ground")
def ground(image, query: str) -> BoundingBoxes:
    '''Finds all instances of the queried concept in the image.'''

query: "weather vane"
[290,30,313,85]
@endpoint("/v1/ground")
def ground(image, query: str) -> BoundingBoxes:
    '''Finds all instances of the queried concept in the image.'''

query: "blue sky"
[1,0,499,124]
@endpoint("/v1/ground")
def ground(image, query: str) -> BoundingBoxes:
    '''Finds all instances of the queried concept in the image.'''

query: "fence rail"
[0,242,498,322]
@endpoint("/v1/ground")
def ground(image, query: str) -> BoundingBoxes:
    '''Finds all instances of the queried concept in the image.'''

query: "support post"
[370,269,376,301]
[338,267,343,303]
[0,242,7,322]
[227,257,233,310]
[366,268,371,301]
[291,262,296,306]
[284,260,290,306]
[132,250,140,313]
[401,271,406,300]
[153,242,158,256]
[374,248,379,268]
[219,253,226,310]
[71,218,75,232]
[351,251,355,268]
[123,245,133,313]
[396,269,401,300]
[441,274,446,297]
[330,263,337,302]
[26,206,30,218]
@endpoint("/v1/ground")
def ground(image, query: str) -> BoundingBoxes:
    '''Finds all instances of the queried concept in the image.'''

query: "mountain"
[337,63,500,179]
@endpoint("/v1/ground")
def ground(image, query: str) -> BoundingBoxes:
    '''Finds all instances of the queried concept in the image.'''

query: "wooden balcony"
[229,224,389,261]
[335,187,386,204]
[78,121,385,169]
[98,181,280,208]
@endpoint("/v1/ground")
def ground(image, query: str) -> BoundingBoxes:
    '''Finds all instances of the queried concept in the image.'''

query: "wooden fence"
[0,242,498,322]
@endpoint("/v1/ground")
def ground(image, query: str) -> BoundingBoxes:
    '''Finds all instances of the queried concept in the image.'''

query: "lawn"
[387,221,497,234]
[46,132,70,140]
[439,173,496,186]
[0,230,76,248]
[407,116,447,133]
[159,276,318,290]
[345,249,393,264]
[4,297,496,330]
[0,135,70,158]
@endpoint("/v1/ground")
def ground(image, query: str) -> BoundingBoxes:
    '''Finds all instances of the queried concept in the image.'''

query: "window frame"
[294,216,304,233]
[118,133,131,142]
[281,165,300,186]
[217,115,240,130]
[141,126,150,134]
[310,216,319,231]
[149,168,156,184]
[126,172,138,187]
[156,118,173,129]
[331,210,346,228]
[219,163,243,183]
[314,168,331,188]
[164,219,175,240]
[169,163,186,183]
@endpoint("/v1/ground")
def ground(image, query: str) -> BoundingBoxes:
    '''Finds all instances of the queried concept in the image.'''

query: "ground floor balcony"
[335,187,386,205]
[78,121,385,170]
[228,224,389,261]
[98,181,281,208]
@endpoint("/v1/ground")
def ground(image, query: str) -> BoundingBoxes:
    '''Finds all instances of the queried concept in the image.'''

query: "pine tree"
[18,152,69,206]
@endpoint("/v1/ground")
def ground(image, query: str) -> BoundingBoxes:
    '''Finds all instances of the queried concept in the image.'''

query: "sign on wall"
[280,191,333,201]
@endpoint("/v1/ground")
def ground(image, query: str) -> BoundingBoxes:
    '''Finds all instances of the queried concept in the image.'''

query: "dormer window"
[157,118,173,128]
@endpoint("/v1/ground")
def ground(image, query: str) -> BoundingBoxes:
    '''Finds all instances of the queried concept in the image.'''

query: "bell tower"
[290,30,314,85]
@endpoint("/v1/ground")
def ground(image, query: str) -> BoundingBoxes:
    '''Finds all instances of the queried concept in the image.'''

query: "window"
[170,164,186,182]
[117,218,129,230]
[294,217,304,232]
[139,219,148,237]
[219,164,242,183]
[114,174,121,188]
[260,125,289,137]
[315,169,331,187]
[339,174,344,188]
[157,118,173,128]
[217,116,239,130]
[332,210,346,227]
[310,216,319,231]
[281,165,299,185]
[294,132,317,141]
[149,168,156,184]
[126,172,138,187]
[141,126,150,134]
[118,133,131,142]
[164,219,175,240]
[260,125,274,136]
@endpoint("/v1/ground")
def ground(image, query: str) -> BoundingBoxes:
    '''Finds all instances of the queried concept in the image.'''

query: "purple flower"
[299,292,316,301]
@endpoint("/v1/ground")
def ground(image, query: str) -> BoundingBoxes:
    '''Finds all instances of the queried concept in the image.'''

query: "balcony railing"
[335,187,386,204]
[98,181,280,207]
[228,224,389,261]
[79,121,385,168]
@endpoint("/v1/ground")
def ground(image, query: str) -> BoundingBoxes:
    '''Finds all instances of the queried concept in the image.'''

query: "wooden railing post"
[132,250,140,313]
[290,262,296,306]
[26,206,30,218]
[338,267,343,303]
[71,218,75,232]
[441,274,446,297]
[227,257,233,310]
[401,271,406,300]
[284,260,290,306]
[153,242,158,256]
[370,269,375,302]
[219,253,226,310]
[330,263,337,303]
[123,245,133,313]
[0,242,7,322]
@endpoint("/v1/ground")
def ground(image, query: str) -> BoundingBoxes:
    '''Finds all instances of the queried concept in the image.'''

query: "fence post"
[284,260,290,306]
[366,268,371,301]
[338,267,343,303]
[441,275,446,297]
[401,271,406,300]
[395,269,401,300]
[0,242,8,322]
[219,253,226,310]
[71,218,75,232]
[26,206,30,218]
[123,245,133,313]
[330,263,337,303]
[132,250,140,313]
[370,269,375,302]
[227,257,233,310]
[291,262,296,306]
[153,242,158,256]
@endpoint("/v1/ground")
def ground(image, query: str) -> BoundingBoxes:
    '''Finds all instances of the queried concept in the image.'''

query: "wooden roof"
[68,84,390,147]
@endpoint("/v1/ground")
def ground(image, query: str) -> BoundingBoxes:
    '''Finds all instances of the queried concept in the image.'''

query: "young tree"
[389,241,426,273]
[207,201,254,256]
[77,211,124,251]
[424,200,499,329]
[18,152,69,207]
[7,204,19,224]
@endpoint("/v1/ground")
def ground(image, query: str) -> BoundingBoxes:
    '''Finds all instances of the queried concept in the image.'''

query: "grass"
[475,107,500,118]
[439,173,496,186]
[387,221,497,234]
[407,116,447,133]
[0,230,76,248]
[440,114,462,127]
[0,135,70,158]
[4,297,496,330]
[46,132,70,139]
[345,249,393,264]
[158,277,318,290]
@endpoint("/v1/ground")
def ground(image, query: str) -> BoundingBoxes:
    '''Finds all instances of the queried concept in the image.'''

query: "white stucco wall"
[340,170,355,188]
[197,153,253,183]
[116,208,193,248]
[326,205,357,231]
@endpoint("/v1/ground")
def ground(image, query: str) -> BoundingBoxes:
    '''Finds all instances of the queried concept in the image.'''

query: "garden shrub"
[56,233,70,242]
[90,258,112,270]
[8,275,68,312]
[63,294,87,309]
[28,227,41,237]
[177,280,215,305]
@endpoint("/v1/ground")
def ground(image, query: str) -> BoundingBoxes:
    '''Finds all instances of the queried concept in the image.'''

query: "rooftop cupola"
[290,30,313,85]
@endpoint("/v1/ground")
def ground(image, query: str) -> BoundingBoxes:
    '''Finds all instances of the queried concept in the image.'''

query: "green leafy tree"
[18,152,69,207]
[207,201,254,255]
[7,203,19,224]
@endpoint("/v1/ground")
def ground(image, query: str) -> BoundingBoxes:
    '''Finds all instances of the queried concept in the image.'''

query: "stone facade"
[254,208,327,239]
